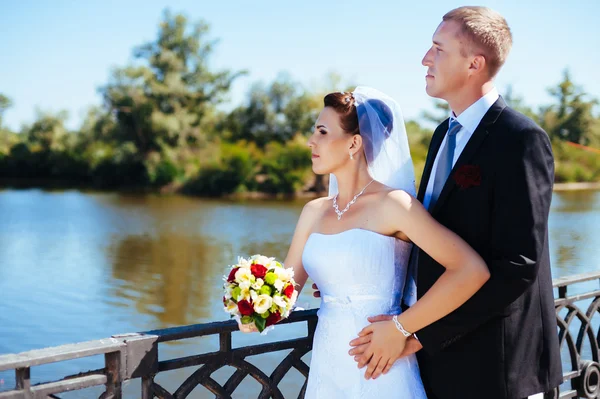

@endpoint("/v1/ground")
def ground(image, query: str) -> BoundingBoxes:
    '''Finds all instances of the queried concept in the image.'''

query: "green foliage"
[98,9,245,155]
[541,69,599,145]
[553,140,600,183]
[183,142,257,196]
[405,120,433,185]
[220,74,320,147]
[2,16,600,194]
[257,136,312,194]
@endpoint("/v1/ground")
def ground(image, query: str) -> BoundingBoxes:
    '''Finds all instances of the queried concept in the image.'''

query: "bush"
[91,142,149,188]
[553,140,600,183]
[257,136,312,194]
[183,142,257,196]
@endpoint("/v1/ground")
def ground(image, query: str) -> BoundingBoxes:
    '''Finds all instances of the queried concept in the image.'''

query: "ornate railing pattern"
[552,272,600,399]
[0,271,598,399]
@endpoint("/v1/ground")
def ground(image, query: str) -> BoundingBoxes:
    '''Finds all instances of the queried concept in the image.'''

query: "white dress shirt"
[422,87,499,210]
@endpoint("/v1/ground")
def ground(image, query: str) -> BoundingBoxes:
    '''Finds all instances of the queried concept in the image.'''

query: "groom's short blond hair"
[443,6,512,77]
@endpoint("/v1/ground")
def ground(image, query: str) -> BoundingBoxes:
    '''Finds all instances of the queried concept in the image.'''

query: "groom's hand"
[312,283,321,298]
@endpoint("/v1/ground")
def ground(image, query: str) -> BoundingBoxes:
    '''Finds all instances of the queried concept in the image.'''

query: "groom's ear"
[469,55,487,76]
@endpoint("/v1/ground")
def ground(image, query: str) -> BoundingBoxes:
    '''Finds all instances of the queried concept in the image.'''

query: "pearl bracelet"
[392,315,413,337]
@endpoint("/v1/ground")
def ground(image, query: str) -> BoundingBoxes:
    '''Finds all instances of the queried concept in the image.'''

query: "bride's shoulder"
[296,196,330,231]
[381,189,419,210]
[302,196,332,214]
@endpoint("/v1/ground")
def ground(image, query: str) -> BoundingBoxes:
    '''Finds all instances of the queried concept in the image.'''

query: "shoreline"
[2,179,599,198]
[553,182,600,191]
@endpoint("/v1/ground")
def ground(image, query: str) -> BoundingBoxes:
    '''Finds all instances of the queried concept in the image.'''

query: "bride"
[241,87,489,398]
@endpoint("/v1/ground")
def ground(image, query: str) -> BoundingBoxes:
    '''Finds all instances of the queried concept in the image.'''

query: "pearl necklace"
[332,179,375,220]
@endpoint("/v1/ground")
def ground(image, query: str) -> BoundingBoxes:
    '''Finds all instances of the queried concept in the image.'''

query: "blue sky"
[1,0,599,131]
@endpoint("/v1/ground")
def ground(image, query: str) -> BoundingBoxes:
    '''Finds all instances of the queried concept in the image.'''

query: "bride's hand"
[355,319,408,380]
[312,283,321,298]
[237,319,259,333]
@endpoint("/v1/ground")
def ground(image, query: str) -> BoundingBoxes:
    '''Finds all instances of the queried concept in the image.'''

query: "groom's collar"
[450,87,499,135]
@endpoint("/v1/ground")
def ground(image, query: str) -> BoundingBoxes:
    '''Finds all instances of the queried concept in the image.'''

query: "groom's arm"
[416,124,555,355]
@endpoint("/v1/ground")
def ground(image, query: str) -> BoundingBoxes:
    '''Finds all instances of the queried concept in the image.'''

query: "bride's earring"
[349,151,354,160]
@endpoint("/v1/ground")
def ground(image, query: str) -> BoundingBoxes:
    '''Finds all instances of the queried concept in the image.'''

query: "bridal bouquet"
[223,254,298,332]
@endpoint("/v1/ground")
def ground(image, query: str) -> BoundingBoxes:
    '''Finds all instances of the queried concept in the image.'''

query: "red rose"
[227,267,239,282]
[237,299,254,316]
[266,311,281,327]
[453,165,482,189]
[283,284,294,299]
[222,296,227,305]
[251,264,267,279]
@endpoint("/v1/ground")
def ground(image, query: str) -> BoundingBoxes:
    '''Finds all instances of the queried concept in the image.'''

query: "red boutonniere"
[453,165,481,189]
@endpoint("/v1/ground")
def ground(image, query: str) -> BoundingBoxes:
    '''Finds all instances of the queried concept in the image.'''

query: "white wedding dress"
[302,228,427,398]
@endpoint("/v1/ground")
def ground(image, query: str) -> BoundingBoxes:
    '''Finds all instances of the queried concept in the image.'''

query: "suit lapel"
[417,120,449,202]
[429,97,508,216]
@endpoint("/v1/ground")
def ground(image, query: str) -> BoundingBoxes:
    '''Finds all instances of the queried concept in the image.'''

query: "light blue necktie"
[403,118,462,296]
[428,118,462,211]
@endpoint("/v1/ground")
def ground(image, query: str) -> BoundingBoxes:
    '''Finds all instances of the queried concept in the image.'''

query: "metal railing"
[0,272,598,399]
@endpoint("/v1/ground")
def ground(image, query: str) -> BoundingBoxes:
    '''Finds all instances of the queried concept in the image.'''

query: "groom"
[346,6,563,399]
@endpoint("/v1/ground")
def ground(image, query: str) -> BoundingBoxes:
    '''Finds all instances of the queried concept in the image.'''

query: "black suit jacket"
[413,97,563,399]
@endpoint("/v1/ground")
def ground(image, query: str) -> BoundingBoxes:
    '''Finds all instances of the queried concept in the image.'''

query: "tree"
[421,100,450,126]
[542,69,598,145]
[99,9,245,155]
[0,94,12,128]
[221,74,320,147]
[0,94,16,156]
[23,110,69,152]
[502,85,538,121]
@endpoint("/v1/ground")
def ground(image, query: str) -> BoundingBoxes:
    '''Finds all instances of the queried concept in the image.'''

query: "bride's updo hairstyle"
[323,92,393,140]
[323,92,360,136]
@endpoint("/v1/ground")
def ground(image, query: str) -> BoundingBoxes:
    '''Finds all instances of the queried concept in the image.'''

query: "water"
[0,188,598,397]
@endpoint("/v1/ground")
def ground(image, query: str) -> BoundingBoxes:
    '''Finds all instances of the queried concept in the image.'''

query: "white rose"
[225,301,238,314]
[289,290,298,305]
[273,267,293,282]
[273,279,285,292]
[253,294,273,314]
[273,294,287,308]
[266,260,282,269]
[251,278,264,290]
[237,257,251,269]
[250,290,258,302]
[235,268,252,283]
[251,255,272,266]
[239,287,251,301]
[238,280,251,291]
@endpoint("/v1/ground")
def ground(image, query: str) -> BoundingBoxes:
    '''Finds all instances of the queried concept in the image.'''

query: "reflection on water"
[549,189,600,277]
[108,232,220,325]
[0,188,598,396]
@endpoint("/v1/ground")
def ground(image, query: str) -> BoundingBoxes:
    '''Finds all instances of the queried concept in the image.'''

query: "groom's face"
[422,20,472,99]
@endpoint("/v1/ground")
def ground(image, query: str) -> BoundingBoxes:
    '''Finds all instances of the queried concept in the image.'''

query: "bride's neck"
[333,168,374,204]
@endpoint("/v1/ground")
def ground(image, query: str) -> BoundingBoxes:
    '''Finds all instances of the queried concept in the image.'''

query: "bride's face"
[307,107,357,175]
[422,20,472,99]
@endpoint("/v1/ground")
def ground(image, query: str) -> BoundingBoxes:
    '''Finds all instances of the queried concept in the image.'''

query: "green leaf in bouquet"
[253,314,267,332]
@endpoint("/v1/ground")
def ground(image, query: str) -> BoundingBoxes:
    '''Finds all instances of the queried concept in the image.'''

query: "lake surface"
[0,188,598,397]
